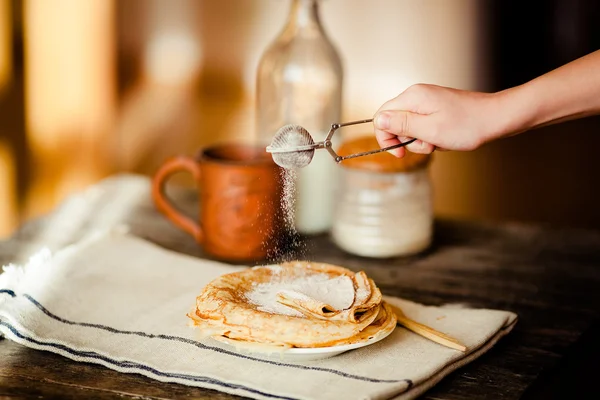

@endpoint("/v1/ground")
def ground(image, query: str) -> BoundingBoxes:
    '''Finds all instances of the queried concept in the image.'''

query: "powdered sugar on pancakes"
[245,268,355,317]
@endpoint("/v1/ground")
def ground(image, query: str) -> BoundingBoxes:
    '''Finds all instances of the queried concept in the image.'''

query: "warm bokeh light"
[0,139,17,237]
[0,0,597,238]
[23,0,116,219]
[0,0,11,94]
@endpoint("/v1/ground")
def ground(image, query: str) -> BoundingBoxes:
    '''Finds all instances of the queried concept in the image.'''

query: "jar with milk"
[256,0,343,235]
[332,137,434,258]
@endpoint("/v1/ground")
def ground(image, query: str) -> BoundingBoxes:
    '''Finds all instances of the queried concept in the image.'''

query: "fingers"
[374,110,436,155]
[374,129,406,158]
[404,139,436,154]
[374,110,411,158]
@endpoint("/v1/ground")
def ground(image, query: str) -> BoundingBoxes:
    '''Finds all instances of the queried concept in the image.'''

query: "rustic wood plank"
[1,175,599,399]
[0,339,245,400]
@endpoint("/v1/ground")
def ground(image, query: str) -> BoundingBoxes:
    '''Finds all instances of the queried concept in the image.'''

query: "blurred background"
[0,0,599,238]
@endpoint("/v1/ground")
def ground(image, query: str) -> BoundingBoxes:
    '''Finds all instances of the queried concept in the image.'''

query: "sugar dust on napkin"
[245,265,355,317]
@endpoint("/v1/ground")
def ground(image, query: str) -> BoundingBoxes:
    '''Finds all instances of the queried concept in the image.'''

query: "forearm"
[491,50,600,139]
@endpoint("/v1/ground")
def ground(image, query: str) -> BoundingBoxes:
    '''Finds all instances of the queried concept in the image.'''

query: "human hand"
[373,84,501,157]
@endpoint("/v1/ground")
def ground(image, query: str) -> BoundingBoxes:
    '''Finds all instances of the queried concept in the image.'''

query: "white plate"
[211,324,396,362]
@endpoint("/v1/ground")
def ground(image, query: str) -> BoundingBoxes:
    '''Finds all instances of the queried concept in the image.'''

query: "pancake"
[188,261,395,348]
[213,301,397,351]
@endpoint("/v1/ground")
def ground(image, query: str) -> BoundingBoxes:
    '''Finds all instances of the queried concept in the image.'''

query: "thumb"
[374,110,435,155]
[374,110,417,137]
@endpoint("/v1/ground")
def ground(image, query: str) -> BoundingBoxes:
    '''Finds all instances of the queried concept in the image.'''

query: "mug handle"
[151,156,203,243]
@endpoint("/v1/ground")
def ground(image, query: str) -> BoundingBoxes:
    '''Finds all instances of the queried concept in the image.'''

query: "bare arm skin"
[373,50,600,157]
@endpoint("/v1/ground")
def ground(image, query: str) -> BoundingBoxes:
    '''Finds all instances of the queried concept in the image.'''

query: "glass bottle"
[256,0,343,235]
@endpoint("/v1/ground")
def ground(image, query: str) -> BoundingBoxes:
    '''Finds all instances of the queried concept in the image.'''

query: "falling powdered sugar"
[262,168,303,261]
[262,168,307,261]
[280,168,297,230]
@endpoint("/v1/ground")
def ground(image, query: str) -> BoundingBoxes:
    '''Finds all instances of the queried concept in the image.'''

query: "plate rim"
[282,324,395,354]
[211,322,396,356]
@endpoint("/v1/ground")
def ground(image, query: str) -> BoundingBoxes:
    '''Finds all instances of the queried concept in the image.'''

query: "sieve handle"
[324,118,375,141]
[323,118,416,163]
[336,138,417,162]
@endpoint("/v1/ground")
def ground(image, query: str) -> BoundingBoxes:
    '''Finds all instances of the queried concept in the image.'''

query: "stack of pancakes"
[188,261,396,348]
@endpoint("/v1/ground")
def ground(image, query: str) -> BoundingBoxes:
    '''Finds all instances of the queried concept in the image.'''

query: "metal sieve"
[265,118,416,169]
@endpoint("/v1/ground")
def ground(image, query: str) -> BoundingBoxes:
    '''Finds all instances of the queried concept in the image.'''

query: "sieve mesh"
[266,125,316,169]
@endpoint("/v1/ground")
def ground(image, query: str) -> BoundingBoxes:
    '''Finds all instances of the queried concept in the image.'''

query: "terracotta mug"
[151,144,283,262]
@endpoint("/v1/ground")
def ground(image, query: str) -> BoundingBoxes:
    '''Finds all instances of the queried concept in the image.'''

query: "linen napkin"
[0,231,517,400]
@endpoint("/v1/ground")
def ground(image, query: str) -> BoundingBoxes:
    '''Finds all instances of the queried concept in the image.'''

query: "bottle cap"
[337,136,431,173]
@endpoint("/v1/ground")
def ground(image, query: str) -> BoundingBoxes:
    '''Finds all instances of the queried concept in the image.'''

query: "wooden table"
[1,175,599,399]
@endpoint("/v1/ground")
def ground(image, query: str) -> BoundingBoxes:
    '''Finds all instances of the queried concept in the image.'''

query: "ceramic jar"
[331,137,433,258]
